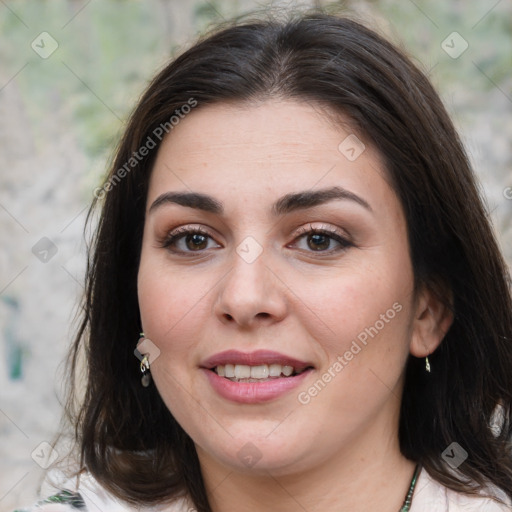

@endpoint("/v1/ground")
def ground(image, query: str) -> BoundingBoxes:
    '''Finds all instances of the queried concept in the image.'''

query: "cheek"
[137,260,206,413]
[137,256,212,347]
[299,260,411,350]
[296,276,412,422]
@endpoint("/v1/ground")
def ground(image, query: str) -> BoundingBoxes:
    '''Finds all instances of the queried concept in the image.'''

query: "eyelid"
[293,223,348,239]
[289,223,354,254]
[168,224,215,238]
[158,224,221,253]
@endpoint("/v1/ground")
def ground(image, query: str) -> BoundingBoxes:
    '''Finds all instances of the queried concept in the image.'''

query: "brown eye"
[185,233,208,250]
[307,233,332,251]
[290,226,353,254]
[160,227,221,254]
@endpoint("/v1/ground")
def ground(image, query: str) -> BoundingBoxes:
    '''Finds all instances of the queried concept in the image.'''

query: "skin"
[137,100,453,512]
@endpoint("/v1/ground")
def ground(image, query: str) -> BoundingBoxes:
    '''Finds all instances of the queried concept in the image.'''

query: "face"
[137,100,420,477]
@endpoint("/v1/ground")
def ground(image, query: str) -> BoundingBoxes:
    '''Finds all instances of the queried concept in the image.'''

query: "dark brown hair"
[66,9,512,510]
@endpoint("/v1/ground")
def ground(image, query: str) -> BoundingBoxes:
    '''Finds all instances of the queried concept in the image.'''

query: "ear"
[409,285,454,358]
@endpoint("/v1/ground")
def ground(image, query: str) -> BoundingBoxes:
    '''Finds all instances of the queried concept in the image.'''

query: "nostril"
[221,311,272,325]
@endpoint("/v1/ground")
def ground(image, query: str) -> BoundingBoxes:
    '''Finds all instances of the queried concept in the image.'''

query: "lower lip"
[202,368,313,404]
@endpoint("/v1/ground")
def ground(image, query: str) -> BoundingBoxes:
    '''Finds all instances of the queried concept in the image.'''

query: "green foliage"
[341,0,512,93]
[1,0,509,177]
[0,0,171,161]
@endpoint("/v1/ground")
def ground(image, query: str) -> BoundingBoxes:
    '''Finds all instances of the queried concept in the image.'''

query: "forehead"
[147,100,397,218]
[154,100,362,164]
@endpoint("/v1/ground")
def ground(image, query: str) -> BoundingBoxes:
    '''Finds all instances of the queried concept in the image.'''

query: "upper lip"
[201,350,314,371]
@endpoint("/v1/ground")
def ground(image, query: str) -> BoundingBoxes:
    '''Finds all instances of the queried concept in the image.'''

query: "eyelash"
[159,224,353,256]
[292,224,353,253]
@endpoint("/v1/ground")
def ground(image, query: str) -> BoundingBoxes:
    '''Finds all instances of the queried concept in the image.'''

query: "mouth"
[210,363,313,383]
[201,349,315,383]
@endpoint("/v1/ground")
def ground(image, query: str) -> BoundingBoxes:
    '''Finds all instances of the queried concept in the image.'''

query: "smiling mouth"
[211,363,313,382]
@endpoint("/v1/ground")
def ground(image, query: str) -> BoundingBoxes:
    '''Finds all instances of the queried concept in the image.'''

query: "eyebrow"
[148,186,372,216]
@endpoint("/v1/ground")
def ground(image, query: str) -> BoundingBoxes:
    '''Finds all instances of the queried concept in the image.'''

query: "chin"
[195,424,320,476]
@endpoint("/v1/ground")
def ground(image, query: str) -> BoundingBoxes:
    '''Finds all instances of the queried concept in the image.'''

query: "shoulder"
[13,472,194,512]
[410,467,512,511]
[12,490,86,512]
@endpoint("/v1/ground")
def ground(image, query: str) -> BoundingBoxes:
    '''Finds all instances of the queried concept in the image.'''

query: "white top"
[15,467,512,511]
[410,468,511,511]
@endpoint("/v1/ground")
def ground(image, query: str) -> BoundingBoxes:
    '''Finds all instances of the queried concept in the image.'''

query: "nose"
[213,248,288,328]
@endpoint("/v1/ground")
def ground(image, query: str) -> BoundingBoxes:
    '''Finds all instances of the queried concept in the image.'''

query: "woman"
[15,9,512,512]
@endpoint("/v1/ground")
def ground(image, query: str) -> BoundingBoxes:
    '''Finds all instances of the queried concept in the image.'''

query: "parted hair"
[65,9,512,511]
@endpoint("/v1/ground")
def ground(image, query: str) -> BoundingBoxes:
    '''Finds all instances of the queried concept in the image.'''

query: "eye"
[290,224,353,253]
[159,224,352,255]
[160,226,221,253]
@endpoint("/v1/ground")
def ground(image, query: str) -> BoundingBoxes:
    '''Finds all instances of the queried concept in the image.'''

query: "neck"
[197,424,416,512]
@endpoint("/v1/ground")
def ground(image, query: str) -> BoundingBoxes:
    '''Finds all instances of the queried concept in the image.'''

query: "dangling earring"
[140,355,151,387]
[138,332,152,387]
[425,355,431,373]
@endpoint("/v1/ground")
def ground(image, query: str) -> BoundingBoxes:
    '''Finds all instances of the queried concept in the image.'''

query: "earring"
[425,356,431,373]
[138,332,152,387]
[140,355,151,387]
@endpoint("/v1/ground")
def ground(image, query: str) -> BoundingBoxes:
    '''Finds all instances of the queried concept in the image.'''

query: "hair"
[64,8,512,511]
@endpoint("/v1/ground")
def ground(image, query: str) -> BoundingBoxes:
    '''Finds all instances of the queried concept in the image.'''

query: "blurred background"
[0,0,511,509]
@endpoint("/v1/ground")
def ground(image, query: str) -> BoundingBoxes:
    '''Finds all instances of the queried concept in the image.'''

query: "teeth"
[282,365,294,377]
[214,363,304,379]
[234,364,251,379]
[251,365,269,379]
[269,364,282,377]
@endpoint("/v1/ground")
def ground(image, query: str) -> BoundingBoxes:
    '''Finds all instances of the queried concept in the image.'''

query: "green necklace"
[399,464,421,511]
